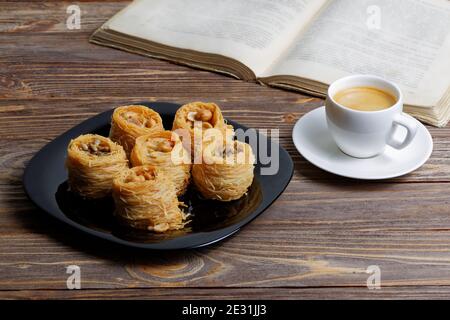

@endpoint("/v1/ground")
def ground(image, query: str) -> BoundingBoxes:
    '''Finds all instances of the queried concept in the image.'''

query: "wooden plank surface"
[1,0,450,299]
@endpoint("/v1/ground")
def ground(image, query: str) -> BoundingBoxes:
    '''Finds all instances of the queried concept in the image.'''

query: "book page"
[105,0,328,76]
[264,0,450,107]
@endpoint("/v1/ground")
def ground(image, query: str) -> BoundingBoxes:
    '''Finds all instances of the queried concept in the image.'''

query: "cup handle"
[386,113,418,150]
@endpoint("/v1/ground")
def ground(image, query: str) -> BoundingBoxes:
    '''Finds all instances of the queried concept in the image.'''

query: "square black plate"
[23,102,293,249]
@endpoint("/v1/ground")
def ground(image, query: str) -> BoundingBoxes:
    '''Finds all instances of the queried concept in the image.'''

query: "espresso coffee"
[333,86,396,111]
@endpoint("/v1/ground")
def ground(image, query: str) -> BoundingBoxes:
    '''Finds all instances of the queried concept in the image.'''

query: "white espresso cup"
[325,75,418,158]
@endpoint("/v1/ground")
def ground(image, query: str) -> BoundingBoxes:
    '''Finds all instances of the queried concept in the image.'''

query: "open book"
[91,0,450,127]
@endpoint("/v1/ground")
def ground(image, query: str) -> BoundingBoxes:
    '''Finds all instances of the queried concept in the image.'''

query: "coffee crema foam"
[333,86,397,111]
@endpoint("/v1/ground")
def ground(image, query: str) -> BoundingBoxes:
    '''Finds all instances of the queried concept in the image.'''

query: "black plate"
[23,102,293,249]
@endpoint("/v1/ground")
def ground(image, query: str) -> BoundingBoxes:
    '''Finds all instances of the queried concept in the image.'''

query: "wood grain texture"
[1,0,450,299]
[3,287,450,300]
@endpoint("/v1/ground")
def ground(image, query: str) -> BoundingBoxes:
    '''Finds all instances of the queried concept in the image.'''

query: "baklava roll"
[192,138,255,201]
[66,134,128,199]
[172,102,234,152]
[130,131,191,195]
[109,105,164,156]
[112,165,187,233]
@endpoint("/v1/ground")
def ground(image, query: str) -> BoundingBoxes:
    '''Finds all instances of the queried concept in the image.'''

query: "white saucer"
[292,106,433,180]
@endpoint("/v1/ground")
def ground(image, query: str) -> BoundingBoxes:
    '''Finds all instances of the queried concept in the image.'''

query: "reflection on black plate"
[23,102,293,249]
[56,179,262,243]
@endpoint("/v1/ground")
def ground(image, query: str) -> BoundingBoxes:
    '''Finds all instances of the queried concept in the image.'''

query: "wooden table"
[1,0,450,300]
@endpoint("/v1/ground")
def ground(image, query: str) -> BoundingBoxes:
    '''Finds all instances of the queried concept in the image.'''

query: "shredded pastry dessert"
[193,135,255,201]
[112,165,188,232]
[172,101,234,152]
[130,130,191,195]
[66,134,128,199]
[65,102,255,233]
[109,105,164,156]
